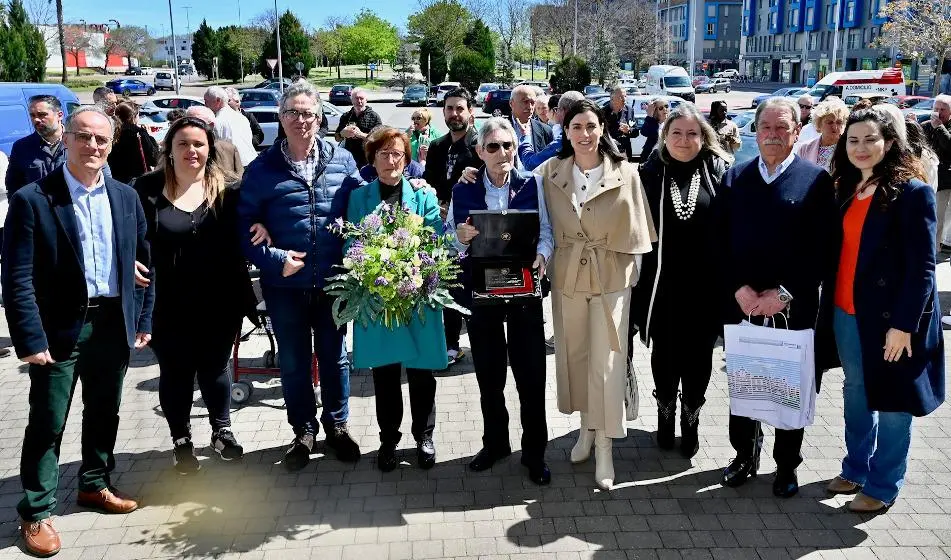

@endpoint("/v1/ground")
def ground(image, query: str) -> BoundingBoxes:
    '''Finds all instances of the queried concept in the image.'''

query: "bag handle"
[746,311,789,329]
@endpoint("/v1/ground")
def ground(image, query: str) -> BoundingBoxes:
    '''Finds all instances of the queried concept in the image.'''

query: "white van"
[645,65,696,102]
[807,68,906,102]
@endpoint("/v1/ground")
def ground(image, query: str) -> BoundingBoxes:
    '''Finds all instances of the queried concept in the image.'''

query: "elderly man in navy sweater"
[718,96,839,498]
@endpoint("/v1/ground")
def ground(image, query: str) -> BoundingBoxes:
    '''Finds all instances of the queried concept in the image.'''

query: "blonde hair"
[658,102,734,165]
[161,117,231,211]
[412,107,432,126]
[812,96,849,128]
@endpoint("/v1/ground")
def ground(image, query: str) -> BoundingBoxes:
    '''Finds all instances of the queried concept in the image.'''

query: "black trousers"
[152,322,237,441]
[729,414,805,471]
[371,364,436,445]
[649,322,717,409]
[466,301,547,466]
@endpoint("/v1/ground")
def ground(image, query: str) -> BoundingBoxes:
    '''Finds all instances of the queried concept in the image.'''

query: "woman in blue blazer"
[345,127,447,472]
[826,108,945,512]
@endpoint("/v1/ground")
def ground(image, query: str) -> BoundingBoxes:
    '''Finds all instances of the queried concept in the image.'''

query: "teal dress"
[346,178,449,370]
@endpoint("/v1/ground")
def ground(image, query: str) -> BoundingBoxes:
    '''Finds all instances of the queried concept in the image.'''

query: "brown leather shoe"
[77,487,138,514]
[20,518,61,557]
[848,492,889,513]
[827,476,862,494]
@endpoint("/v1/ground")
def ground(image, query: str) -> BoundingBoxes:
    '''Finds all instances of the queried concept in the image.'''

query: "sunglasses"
[799,104,813,109]
[484,141,514,153]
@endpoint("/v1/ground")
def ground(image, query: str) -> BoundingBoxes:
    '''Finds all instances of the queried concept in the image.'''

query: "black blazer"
[526,118,554,153]
[1,167,152,360]
[132,170,258,330]
[107,123,159,185]
[422,127,480,203]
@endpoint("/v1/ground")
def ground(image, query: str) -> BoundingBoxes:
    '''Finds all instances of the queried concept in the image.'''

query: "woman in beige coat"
[535,99,656,489]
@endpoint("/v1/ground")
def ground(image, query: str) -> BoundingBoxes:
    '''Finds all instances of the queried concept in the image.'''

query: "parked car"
[903,97,937,122]
[843,92,889,107]
[518,80,551,94]
[329,84,355,105]
[483,89,513,116]
[434,81,461,105]
[692,75,710,88]
[106,79,155,97]
[583,84,607,97]
[124,67,143,76]
[714,69,739,78]
[696,77,731,94]
[751,87,809,108]
[139,111,170,144]
[154,71,179,91]
[0,83,80,156]
[402,84,429,106]
[139,66,154,75]
[252,78,293,90]
[476,83,501,106]
[240,88,281,109]
[139,95,206,116]
[885,95,930,109]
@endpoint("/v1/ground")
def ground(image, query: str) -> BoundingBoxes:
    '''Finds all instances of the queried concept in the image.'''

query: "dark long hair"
[557,99,625,163]
[830,108,925,205]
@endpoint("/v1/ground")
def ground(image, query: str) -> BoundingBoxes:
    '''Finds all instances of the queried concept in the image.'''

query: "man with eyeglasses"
[3,105,153,557]
[509,84,553,153]
[335,87,383,168]
[238,82,365,472]
[795,94,819,144]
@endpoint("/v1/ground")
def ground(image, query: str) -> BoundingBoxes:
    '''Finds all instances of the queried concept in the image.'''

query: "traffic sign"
[266,59,278,70]
[295,62,304,71]
[369,63,377,71]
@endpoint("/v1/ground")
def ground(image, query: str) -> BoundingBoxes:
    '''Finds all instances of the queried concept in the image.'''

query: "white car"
[608,95,685,159]
[244,103,344,149]
[154,71,179,91]
[475,83,500,106]
[434,81,461,105]
[518,80,551,94]
[139,66,154,75]
[140,95,206,116]
[714,69,739,79]
[140,113,170,144]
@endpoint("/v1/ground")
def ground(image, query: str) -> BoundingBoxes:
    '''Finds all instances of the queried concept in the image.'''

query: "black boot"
[653,389,677,450]
[679,395,705,459]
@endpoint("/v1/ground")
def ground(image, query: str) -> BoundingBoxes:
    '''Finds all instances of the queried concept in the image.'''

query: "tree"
[449,47,493,92]
[61,25,92,76]
[532,0,572,61]
[550,56,591,93]
[419,36,448,83]
[407,0,473,65]
[258,10,315,79]
[486,0,529,85]
[55,0,65,82]
[875,0,951,96]
[463,18,494,64]
[191,20,220,79]
[1,0,46,82]
[589,27,619,85]
[111,26,152,70]
[313,23,347,78]
[341,9,399,80]
[612,0,668,72]
[391,38,418,90]
[98,31,122,74]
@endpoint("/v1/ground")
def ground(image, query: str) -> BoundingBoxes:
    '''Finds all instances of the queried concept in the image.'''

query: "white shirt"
[214,105,257,166]
[571,163,604,216]
[796,122,819,145]
[757,151,797,184]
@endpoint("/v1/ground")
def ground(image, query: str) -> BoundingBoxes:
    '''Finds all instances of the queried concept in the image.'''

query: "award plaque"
[468,210,541,305]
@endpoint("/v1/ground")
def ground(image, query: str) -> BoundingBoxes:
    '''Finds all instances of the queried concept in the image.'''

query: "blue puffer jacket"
[238,139,365,289]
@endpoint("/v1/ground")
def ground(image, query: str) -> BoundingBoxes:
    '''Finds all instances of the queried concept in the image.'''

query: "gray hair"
[224,86,240,101]
[351,87,368,98]
[558,90,585,112]
[65,105,114,135]
[280,81,323,114]
[936,94,951,107]
[871,103,908,146]
[658,102,734,165]
[92,87,113,104]
[755,96,800,127]
[477,117,517,147]
[797,93,815,107]
[204,86,228,102]
[609,85,626,97]
[511,84,537,99]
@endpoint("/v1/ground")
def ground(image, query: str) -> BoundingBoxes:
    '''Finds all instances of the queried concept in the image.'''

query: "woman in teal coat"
[346,127,447,472]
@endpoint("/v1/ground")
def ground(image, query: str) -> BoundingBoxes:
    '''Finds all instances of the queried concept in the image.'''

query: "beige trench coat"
[535,155,656,416]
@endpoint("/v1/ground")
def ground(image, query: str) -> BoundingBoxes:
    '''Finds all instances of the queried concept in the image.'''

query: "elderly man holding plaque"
[448,117,554,486]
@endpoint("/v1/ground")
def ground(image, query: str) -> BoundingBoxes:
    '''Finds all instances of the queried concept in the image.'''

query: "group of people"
[0,78,947,559]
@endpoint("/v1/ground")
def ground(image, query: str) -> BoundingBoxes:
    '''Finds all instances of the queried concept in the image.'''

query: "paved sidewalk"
[0,256,951,560]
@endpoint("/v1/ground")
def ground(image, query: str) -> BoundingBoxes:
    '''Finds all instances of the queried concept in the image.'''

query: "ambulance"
[806,68,906,102]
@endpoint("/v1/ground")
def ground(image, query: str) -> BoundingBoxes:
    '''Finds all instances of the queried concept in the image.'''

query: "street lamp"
[275,0,283,92]
[167,0,180,94]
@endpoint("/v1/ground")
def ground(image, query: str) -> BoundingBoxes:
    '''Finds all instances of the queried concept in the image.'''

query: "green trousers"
[17,301,130,521]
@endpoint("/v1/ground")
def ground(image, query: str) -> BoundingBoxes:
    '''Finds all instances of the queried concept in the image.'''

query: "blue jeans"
[262,286,351,433]
[941,73,951,95]
[833,308,913,504]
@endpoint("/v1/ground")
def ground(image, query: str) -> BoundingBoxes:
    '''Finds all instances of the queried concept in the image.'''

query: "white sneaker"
[942,315,951,327]
[594,431,614,490]
[570,429,595,463]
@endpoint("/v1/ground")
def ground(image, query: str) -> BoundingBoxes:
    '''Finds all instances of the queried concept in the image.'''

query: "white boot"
[594,431,614,490]
[570,412,595,463]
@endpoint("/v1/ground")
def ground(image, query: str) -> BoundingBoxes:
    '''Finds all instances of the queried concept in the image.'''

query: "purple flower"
[397,278,418,298]
[362,213,383,231]
[391,228,410,245]
[430,232,440,243]
[418,252,436,266]
[374,276,389,287]
[345,244,366,263]
[423,272,439,294]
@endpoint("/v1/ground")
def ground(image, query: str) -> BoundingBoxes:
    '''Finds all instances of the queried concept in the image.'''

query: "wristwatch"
[777,285,794,304]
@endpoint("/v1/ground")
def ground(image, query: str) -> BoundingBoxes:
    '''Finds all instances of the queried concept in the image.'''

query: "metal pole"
[687,0,695,76]
[830,0,841,73]
[238,0,243,81]
[573,0,578,55]
[167,0,179,94]
[275,0,283,93]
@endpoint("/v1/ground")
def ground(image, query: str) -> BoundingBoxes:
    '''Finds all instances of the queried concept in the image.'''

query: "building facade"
[739,0,895,83]
[658,0,743,74]
[153,34,194,67]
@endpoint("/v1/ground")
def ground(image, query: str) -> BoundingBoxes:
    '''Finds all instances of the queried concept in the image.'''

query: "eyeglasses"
[376,150,405,161]
[281,109,318,122]
[799,104,813,109]
[67,131,112,147]
[411,116,425,122]
[484,141,514,153]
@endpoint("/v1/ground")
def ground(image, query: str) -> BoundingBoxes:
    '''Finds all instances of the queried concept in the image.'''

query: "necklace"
[669,170,701,220]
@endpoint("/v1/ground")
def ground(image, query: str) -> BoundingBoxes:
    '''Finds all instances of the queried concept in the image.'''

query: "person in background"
[335,87,383,168]
[632,102,733,458]
[795,96,848,171]
[923,95,951,251]
[166,108,186,124]
[346,127,444,473]
[203,86,257,166]
[640,98,669,158]
[225,86,264,150]
[107,102,159,185]
[5,95,67,196]
[795,94,818,144]
[708,100,740,154]
[509,84,553,153]
[3,106,152,558]
[449,117,553,486]
[407,107,441,164]
[826,108,944,512]
[518,91,585,172]
[605,86,638,160]
[535,95,551,124]
[535,99,656,490]
[132,116,257,474]
[0,149,8,356]
[905,118,940,189]
[851,99,875,113]
[92,87,118,117]
[185,106,244,179]
[941,57,951,95]
[719,96,839,499]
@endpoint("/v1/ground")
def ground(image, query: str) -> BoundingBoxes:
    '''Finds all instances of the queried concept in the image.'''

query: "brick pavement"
[0,260,950,560]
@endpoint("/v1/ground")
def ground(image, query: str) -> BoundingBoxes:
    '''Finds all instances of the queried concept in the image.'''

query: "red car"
[885,95,931,109]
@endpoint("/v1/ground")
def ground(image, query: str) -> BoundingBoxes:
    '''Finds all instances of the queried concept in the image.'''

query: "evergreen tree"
[448,47,493,93]
[463,19,494,66]
[258,11,315,79]
[191,20,220,79]
[2,0,46,82]
[550,56,592,94]
[419,37,447,83]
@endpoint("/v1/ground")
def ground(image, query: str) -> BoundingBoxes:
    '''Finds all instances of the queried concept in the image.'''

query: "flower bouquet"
[326,202,470,329]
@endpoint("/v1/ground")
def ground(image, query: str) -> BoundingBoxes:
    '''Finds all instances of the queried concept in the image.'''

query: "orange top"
[835,194,874,314]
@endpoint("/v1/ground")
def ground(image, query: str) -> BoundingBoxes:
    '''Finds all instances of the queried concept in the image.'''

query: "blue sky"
[59,0,415,36]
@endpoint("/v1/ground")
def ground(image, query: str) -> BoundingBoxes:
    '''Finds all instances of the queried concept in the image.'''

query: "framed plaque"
[468,210,541,305]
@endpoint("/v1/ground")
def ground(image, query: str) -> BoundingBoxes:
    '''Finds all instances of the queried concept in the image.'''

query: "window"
[848,31,856,49]
[846,0,855,20]
[807,6,814,25]
[708,4,716,16]
[792,8,800,26]
[707,23,716,35]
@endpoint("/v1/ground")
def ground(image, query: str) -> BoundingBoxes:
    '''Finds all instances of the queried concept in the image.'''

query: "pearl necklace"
[669,171,701,221]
